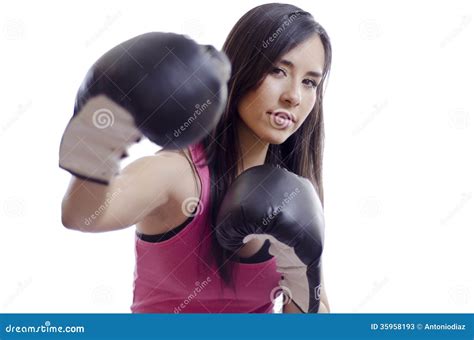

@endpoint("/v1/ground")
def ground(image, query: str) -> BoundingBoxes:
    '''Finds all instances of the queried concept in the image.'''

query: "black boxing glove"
[216,165,325,313]
[59,32,230,184]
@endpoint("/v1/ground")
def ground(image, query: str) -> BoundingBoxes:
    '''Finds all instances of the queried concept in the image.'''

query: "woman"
[61,3,332,313]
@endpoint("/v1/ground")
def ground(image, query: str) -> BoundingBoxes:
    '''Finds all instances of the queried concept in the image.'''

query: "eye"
[303,79,318,89]
[271,67,287,76]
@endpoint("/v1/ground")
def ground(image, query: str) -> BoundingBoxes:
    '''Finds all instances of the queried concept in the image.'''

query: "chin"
[258,130,292,145]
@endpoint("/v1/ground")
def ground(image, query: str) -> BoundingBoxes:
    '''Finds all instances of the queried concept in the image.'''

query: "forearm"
[61,176,110,230]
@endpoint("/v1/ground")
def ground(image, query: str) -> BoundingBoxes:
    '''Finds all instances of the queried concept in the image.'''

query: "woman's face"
[238,34,325,144]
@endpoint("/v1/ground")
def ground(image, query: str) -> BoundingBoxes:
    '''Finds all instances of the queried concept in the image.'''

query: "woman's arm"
[61,152,187,232]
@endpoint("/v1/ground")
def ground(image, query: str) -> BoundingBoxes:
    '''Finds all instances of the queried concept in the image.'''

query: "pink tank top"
[131,143,281,313]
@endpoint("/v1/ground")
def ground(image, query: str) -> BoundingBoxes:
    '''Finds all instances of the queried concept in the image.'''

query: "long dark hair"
[197,3,332,287]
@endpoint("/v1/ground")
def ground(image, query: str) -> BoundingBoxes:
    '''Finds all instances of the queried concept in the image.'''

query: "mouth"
[266,111,295,129]
[266,111,295,123]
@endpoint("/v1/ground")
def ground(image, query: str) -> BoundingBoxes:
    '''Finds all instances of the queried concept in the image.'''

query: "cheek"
[239,85,274,118]
[238,93,258,120]
[259,77,284,100]
[296,95,317,127]
[301,93,317,116]
[305,92,317,109]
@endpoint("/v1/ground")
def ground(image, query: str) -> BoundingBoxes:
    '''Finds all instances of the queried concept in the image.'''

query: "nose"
[280,81,301,107]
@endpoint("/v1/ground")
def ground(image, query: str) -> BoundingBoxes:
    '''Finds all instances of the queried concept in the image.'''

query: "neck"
[236,118,269,176]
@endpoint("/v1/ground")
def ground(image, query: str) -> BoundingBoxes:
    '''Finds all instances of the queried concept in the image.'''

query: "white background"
[0,0,473,313]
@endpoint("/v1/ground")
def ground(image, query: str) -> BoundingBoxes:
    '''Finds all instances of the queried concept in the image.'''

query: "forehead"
[278,35,325,73]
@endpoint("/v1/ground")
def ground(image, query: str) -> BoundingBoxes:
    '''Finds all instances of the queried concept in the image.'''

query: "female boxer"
[60,3,332,313]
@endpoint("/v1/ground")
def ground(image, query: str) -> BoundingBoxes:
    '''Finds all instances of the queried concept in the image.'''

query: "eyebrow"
[279,59,322,78]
